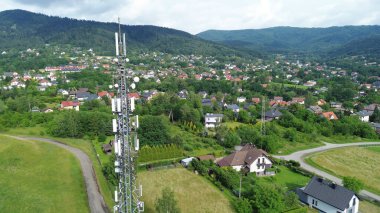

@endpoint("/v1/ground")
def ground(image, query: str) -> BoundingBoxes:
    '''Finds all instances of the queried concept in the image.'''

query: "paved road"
[274,142,380,202]
[7,135,109,213]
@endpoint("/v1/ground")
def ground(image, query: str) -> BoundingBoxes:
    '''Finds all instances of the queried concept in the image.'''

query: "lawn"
[0,135,89,213]
[3,126,114,210]
[360,201,380,213]
[305,147,380,195]
[138,168,234,213]
[253,166,310,191]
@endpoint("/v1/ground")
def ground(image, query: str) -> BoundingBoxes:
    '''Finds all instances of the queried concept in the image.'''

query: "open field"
[3,126,114,210]
[0,135,89,213]
[138,168,234,213]
[306,146,380,195]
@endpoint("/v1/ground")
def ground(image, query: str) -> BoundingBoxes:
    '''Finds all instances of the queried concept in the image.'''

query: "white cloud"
[0,0,379,33]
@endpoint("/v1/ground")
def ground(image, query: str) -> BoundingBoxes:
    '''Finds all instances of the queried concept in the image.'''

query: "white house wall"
[306,195,358,213]
[249,157,271,173]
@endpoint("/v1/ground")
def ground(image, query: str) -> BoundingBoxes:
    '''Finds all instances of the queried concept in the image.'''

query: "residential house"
[273,96,283,102]
[252,98,261,104]
[226,104,240,113]
[217,144,273,174]
[38,79,52,87]
[202,99,213,107]
[265,109,282,121]
[198,91,208,99]
[371,123,380,134]
[177,90,188,99]
[355,110,372,122]
[128,93,140,100]
[43,108,54,113]
[98,91,114,99]
[331,102,343,109]
[317,99,327,106]
[61,101,80,111]
[237,97,246,103]
[58,89,69,96]
[321,112,338,121]
[297,176,359,213]
[291,97,305,105]
[304,80,317,87]
[364,104,379,112]
[372,81,380,91]
[308,106,323,114]
[76,92,98,102]
[205,113,223,128]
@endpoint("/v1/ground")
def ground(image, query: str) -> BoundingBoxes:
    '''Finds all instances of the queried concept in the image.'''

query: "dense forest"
[0,10,253,57]
[197,26,380,57]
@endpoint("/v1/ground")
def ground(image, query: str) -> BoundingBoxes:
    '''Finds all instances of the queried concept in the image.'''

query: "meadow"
[0,135,89,213]
[306,146,380,194]
[138,168,234,213]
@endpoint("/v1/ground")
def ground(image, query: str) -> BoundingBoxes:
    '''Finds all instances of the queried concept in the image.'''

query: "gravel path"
[274,142,380,202]
[8,135,109,213]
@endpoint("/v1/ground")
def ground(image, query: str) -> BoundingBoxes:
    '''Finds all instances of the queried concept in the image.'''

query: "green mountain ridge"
[0,9,253,57]
[197,26,380,56]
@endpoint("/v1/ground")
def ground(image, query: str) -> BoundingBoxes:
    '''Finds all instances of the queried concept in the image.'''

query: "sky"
[1,0,379,34]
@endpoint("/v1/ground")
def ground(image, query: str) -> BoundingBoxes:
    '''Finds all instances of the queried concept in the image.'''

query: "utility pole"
[260,96,266,149]
[112,18,144,213]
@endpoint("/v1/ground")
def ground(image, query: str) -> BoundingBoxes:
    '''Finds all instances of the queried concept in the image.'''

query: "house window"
[315,200,318,206]
[353,198,356,206]
[312,199,314,205]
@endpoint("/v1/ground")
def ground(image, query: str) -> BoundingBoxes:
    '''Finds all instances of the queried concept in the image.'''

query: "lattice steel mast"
[112,18,144,213]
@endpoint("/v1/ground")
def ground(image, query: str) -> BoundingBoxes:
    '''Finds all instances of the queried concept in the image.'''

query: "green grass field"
[0,135,89,213]
[360,201,380,213]
[3,126,114,210]
[138,168,234,213]
[305,146,380,195]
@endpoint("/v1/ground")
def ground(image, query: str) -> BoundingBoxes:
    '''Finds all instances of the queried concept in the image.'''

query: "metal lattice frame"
[113,19,143,213]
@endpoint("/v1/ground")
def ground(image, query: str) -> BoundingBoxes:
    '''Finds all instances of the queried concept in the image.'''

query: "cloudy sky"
[1,0,379,34]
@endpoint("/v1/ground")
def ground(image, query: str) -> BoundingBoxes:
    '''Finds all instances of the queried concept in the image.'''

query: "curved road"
[274,142,380,202]
[7,135,109,213]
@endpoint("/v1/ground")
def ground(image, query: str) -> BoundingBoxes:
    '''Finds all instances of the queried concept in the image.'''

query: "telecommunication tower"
[112,18,144,213]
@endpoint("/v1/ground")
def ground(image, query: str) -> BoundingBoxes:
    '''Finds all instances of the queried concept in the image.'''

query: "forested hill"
[0,9,252,56]
[197,26,380,56]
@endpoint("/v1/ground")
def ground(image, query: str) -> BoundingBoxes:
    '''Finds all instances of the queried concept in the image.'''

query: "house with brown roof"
[321,112,338,121]
[61,101,80,111]
[217,144,272,174]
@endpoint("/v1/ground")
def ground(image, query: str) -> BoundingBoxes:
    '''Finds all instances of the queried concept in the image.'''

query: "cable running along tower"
[112,19,144,213]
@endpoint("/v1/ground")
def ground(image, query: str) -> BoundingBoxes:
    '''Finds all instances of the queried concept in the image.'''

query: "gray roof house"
[308,105,323,114]
[226,104,240,113]
[265,109,282,121]
[297,176,359,213]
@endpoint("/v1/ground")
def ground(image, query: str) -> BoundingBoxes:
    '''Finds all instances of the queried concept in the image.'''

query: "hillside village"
[1,44,380,213]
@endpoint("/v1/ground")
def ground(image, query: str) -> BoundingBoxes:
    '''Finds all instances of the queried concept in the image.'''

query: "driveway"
[7,135,109,213]
[274,142,380,202]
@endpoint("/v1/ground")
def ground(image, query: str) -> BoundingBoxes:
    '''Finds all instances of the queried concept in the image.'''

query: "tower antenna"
[112,18,144,213]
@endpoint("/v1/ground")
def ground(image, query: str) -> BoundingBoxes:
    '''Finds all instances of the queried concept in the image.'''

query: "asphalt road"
[274,142,380,202]
[8,135,109,213]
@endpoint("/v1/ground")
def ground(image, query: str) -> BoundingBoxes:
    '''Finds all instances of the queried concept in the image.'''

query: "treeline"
[0,110,113,138]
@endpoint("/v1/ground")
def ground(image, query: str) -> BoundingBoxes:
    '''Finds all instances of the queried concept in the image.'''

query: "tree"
[233,198,252,213]
[343,176,364,193]
[370,107,380,123]
[155,187,181,213]
[138,115,171,146]
[248,183,285,213]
